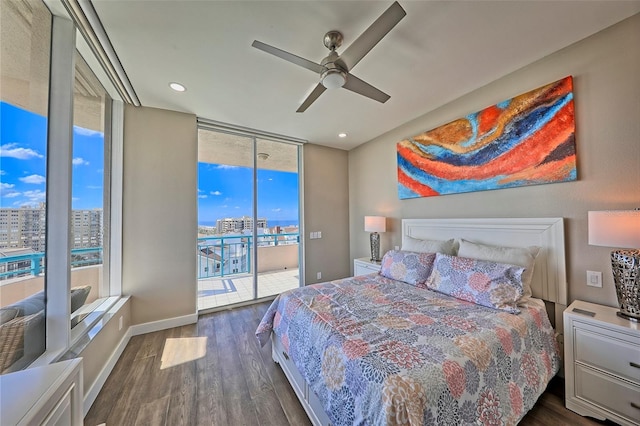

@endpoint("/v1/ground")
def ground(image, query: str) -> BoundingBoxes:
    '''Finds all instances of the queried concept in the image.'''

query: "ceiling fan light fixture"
[321,69,347,89]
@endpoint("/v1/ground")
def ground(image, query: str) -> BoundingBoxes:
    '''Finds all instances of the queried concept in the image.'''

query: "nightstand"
[564,300,640,426]
[354,257,381,276]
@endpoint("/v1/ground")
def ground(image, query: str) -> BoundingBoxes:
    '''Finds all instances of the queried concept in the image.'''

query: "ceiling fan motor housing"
[320,51,347,89]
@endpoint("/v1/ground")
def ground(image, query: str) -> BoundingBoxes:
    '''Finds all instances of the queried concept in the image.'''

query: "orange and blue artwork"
[397,76,576,199]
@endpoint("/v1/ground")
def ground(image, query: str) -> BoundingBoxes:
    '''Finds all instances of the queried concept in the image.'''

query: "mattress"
[257,273,561,425]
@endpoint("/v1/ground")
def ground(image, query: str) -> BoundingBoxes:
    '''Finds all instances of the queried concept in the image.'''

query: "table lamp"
[364,216,386,262]
[588,210,640,321]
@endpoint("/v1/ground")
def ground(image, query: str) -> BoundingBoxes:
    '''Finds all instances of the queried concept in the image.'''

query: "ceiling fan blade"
[297,84,327,113]
[343,74,390,103]
[340,1,406,71]
[252,40,324,74]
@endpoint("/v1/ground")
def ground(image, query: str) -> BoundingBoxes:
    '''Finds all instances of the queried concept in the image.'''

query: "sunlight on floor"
[160,337,207,369]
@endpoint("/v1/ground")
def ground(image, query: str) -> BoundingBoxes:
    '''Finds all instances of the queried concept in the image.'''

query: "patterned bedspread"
[256,274,560,426]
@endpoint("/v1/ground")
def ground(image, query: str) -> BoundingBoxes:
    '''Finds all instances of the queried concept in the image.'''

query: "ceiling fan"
[252,1,406,113]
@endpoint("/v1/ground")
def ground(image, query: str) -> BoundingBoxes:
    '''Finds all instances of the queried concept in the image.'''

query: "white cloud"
[272,208,282,212]
[19,174,46,184]
[217,165,238,170]
[0,182,20,198]
[22,189,46,203]
[198,194,208,199]
[210,190,222,196]
[73,126,103,137]
[86,185,102,190]
[0,143,43,159]
[72,157,89,166]
[0,170,5,175]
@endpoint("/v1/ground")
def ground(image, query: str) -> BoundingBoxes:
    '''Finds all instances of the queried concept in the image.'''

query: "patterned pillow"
[425,253,525,314]
[379,250,436,286]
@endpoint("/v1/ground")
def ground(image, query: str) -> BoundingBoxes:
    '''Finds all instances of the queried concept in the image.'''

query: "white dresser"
[564,300,640,425]
[0,358,83,426]
[353,257,381,276]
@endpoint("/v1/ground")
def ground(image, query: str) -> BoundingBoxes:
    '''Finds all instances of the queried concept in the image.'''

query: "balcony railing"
[0,247,103,280]
[197,232,299,279]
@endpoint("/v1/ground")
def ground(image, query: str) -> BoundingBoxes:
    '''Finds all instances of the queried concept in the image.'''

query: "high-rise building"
[215,216,267,234]
[71,209,103,248]
[0,205,102,251]
[0,204,46,251]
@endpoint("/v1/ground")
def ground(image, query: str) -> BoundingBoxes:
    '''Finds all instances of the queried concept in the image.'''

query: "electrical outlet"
[586,270,602,288]
[394,246,400,251]
[317,272,322,280]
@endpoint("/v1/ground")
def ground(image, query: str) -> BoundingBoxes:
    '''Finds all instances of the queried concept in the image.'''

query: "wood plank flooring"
[85,302,612,426]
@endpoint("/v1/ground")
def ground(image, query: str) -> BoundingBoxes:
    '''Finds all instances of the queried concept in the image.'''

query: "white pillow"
[457,239,540,305]
[401,236,457,255]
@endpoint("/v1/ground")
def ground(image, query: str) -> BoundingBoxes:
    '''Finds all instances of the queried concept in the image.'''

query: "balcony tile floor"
[197,268,300,310]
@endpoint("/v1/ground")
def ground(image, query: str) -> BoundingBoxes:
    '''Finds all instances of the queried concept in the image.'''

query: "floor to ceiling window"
[0,0,52,373]
[70,50,111,327]
[0,0,122,374]
[197,125,302,311]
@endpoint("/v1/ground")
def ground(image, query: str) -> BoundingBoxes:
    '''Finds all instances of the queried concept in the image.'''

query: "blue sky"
[197,162,299,225]
[1,101,298,222]
[0,101,104,210]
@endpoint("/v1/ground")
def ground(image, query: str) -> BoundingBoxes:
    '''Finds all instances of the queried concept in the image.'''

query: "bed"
[256,218,568,425]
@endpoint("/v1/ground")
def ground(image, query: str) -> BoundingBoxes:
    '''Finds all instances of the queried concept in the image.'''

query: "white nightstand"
[564,300,640,426]
[354,257,381,276]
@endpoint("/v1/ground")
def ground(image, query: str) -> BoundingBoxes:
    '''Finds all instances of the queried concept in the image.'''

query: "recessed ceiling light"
[338,133,347,138]
[169,82,186,92]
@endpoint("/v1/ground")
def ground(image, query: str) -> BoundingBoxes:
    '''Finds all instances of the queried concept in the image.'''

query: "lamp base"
[616,311,639,323]
[611,249,640,321]
[370,232,381,262]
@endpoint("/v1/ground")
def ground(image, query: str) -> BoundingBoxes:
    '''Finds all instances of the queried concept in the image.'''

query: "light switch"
[586,270,602,288]
[317,231,322,238]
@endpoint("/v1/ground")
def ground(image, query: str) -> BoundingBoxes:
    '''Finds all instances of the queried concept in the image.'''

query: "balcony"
[197,233,300,310]
[0,248,103,308]
[0,234,300,312]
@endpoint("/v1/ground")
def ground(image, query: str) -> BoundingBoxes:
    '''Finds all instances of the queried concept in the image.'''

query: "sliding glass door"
[197,128,301,311]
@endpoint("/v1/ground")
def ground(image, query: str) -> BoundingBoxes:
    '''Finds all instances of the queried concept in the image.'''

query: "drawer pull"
[630,361,640,369]
[282,351,289,360]
[631,402,640,410]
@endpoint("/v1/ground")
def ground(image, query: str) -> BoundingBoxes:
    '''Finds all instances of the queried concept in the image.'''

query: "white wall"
[122,106,198,325]
[348,14,640,307]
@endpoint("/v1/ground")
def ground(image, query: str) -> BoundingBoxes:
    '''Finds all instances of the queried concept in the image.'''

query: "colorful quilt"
[256,274,561,426]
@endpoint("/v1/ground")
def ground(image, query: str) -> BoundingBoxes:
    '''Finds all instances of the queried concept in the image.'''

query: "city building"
[0,206,103,251]
[215,216,267,234]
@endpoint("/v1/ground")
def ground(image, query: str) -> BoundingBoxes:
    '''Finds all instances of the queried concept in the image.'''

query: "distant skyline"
[197,162,299,225]
[1,101,104,210]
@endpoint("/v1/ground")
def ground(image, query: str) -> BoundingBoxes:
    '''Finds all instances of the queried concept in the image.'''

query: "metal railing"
[197,232,299,279]
[0,247,103,280]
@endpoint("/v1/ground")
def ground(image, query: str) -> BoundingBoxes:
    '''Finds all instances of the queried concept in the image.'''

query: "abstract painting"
[397,76,576,199]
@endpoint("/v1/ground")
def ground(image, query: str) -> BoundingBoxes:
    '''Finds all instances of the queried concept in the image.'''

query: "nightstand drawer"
[575,326,640,383]
[575,364,640,424]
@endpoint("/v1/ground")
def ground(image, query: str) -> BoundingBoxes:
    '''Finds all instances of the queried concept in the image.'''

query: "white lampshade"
[364,216,386,233]
[588,210,640,248]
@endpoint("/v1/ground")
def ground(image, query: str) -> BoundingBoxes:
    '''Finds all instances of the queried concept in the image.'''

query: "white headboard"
[402,218,567,305]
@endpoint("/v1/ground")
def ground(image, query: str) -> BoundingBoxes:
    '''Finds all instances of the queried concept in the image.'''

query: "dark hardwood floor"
[85,302,610,426]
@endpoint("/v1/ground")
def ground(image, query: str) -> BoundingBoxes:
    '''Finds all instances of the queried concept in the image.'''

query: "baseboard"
[129,312,198,336]
[83,327,131,415]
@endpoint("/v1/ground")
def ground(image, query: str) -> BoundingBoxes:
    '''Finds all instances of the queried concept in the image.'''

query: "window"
[0,0,123,374]
[0,0,52,373]
[70,50,111,325]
